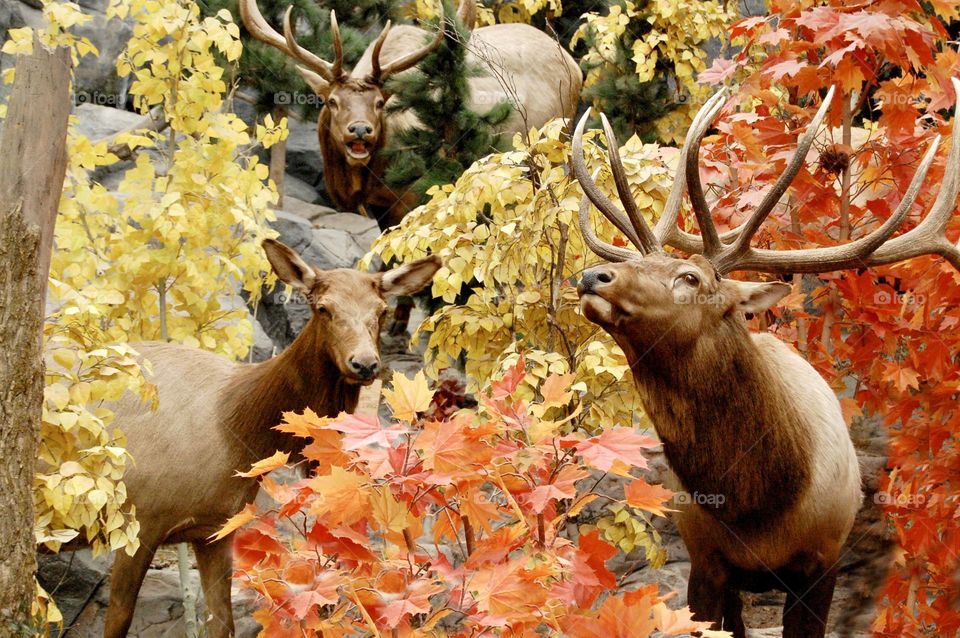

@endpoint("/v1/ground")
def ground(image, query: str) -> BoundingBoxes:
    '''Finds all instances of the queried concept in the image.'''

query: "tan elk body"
[94,241,440,637]
[240,0,581,227]
[573,79,960,637]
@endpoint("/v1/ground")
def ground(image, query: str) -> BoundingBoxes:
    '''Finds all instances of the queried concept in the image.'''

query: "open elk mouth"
[345,139,372,160]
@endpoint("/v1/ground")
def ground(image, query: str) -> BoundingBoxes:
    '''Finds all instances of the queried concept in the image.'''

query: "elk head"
[263,239,441,383]
[240,0,444,167]
[573,79,960,356]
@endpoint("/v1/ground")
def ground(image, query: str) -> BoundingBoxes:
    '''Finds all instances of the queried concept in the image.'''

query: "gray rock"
[74,103,145,140]
[284,115,323,185]
[314,212,380,250]
[281,195,337,223]
[0,0,25,42]
[72,12,133,108]
[283,173,320,204]
[38,550,111,629]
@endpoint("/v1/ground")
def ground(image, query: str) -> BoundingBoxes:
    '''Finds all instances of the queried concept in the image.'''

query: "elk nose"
[348,122,373,137]
[578,267,615,294]
[348,356,380,380]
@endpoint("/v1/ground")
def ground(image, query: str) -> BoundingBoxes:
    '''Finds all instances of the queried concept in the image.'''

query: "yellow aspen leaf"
[382,370,434,421]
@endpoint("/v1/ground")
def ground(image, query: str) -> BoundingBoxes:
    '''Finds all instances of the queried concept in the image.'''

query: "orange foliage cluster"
[702,1,960,634]
[226,360,727,637]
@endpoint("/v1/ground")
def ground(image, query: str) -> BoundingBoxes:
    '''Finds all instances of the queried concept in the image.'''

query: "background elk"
[91,240,440,637]
[240,0,582,228]
[572,78,960,638]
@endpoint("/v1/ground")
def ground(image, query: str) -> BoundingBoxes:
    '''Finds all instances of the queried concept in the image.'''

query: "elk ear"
[297,65,330,96]
[728,280,792,314]
[263,239,317,292]
[380,255,442,297]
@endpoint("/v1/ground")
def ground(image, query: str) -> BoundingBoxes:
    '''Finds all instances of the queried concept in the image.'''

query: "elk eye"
[326,97,338,108]
[375,98,385,109]
[316,304,331,316]
[680,273,700,287]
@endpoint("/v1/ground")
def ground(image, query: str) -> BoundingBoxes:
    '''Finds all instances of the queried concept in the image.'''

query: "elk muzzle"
[347,355,380,382]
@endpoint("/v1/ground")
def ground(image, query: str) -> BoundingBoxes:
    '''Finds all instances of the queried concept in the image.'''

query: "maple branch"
[462,516,475,557]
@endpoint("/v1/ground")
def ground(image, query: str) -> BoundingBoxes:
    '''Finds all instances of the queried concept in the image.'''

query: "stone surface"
[74,103,145,140]
[0,0,25,42]
[284,114,323,186]
[37,550,111,629]
[283,172,321,204]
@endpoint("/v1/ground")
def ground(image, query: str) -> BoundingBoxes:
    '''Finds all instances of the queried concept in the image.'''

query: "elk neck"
[622,317,813,530]
[219,313,361,466]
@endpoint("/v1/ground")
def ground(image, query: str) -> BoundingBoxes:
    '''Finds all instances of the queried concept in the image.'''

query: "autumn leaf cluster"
[229,362,726,636]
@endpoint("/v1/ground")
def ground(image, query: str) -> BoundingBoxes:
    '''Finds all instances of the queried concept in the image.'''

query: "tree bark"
[0,36,71,630]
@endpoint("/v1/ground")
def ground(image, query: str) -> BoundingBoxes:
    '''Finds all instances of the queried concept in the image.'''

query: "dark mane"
[623,316,813,530]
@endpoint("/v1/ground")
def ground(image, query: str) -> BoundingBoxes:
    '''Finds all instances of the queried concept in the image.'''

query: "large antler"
[576,78,960,276]
[239,0,343,83]
[239,0,445,87]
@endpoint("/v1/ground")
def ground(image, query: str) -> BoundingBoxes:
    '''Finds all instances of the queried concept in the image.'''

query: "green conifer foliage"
[382,1,512,204]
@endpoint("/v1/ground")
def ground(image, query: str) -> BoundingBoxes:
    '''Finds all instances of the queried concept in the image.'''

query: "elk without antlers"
[573,77,960,275]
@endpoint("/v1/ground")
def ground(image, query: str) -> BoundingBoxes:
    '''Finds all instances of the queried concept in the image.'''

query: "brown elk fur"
[93,240,441,638]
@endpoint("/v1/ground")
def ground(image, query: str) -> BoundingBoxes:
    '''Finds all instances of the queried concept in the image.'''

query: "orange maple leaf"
[624,479,676,517]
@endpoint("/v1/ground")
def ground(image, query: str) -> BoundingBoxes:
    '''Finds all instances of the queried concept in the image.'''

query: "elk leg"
[721,587,746,638]
[687,557,728,630]
[782,565,838,638]
[103,533,161,638]
[194,537,236,638]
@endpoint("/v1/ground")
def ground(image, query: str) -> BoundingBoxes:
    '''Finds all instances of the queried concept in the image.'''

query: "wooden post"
[0,36,71,629]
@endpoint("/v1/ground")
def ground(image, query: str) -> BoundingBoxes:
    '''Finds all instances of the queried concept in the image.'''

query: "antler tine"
[684,99,727,257]
[655,89,728,254]
[578,198,642,262]
[282,7,341,81]
[368,20,393,82]
[571,108,646,252]
[865,76,960,271]
[721,86,837,263]
[598,113,662,253]
[373,3,445,83]
[717,133,941,274]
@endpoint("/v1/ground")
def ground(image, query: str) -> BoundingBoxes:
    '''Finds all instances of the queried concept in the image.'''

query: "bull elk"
[93,240,440,637]
[572,78,960,638]
[239,0,582,228]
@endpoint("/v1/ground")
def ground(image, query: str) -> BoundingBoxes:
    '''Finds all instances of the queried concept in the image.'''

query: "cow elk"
[572,78,960,638]
[94,240,440,637]
[240,0,582,228]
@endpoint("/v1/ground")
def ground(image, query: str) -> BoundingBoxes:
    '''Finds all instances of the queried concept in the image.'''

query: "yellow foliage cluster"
[573,0,732,143]
[409,0,561,27]
[3,0,279,564]
[370,119,679,431]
